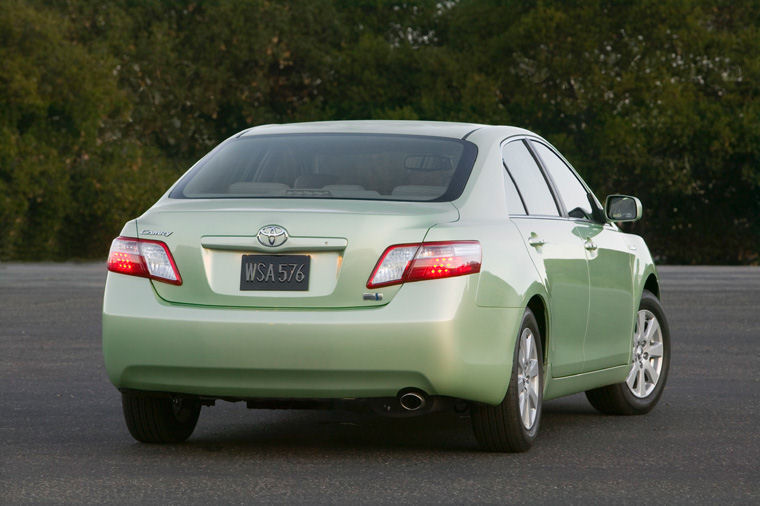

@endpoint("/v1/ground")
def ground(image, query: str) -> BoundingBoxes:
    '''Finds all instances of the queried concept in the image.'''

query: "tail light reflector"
[107,236,182,285]
[367,241,481,289]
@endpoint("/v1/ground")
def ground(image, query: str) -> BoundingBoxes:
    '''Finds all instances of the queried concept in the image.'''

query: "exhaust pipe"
[398,390,427,411]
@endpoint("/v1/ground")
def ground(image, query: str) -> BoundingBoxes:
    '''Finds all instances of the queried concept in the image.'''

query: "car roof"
[238,120,530,140]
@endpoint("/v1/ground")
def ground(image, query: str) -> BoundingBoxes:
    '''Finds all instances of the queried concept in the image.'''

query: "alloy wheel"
[626,309,665,398]
[517,328,540,429]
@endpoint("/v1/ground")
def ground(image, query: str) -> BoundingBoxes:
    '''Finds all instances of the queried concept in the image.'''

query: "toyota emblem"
[257,225,288,247]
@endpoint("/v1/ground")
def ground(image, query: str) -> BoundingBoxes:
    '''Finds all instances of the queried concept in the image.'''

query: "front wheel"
[586,289,670,415]
[471,308,543,452]
[122,393,201,443]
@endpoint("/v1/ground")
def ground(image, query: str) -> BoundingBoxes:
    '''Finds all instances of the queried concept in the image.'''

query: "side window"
[503,169,526,215]
[531,141,593,220]
[502,140,559,216]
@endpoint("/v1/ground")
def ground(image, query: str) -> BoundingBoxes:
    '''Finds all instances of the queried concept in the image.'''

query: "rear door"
[530,140,635,372]
[503,139,589,377]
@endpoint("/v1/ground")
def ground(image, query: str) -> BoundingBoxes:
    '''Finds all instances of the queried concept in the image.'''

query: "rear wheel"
[472,308,543,452]
[586,289,670,415]
[122,393,201,443]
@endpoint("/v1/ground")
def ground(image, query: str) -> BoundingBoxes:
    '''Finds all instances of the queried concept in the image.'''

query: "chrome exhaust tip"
[398,391,427,411]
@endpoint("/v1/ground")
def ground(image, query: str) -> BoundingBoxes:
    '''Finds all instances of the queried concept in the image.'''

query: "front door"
[580,224,636,370]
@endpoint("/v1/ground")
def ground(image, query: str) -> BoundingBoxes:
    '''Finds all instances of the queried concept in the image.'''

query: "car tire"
[122,393,201,443]
[472,308,543,452]
[586,289,670,415]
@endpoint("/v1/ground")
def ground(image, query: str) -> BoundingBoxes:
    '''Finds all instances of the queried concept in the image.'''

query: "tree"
[1,0,757,262]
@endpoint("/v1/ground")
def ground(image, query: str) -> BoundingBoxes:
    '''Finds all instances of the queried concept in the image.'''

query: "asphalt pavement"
[1,263,758,504]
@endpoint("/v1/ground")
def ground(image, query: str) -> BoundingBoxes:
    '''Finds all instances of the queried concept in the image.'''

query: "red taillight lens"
[107,236,182,285]
[366,241,481,289]
[405,242,482,282]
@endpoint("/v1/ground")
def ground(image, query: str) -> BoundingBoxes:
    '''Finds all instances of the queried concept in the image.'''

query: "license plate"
[240,255,310,291]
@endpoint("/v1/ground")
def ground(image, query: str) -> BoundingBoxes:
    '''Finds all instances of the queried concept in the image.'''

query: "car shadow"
[188,408,478,453]
[136,393,613,454]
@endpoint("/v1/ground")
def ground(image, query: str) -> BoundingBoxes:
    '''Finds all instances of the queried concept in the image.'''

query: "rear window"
[170,133,478,201]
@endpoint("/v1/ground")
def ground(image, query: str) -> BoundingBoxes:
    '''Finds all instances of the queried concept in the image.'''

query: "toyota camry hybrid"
[103,120,670,452]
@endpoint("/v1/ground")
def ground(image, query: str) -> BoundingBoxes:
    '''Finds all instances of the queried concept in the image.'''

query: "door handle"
[584,239,598,251]
[528,236,545,247]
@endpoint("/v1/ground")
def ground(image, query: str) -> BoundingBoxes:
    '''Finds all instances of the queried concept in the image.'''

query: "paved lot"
[1,264,758,504]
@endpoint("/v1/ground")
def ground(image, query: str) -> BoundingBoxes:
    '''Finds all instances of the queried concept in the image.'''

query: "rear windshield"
[170,133,477,201]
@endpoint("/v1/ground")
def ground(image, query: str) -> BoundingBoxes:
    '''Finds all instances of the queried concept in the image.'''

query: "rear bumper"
[102,273,522,404]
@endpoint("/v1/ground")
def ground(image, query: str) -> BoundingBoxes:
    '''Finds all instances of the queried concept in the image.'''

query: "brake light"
[366,241,481,289]
[107,236,182,285]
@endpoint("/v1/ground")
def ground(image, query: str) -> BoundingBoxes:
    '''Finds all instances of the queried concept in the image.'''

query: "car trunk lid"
[136,198,459,308]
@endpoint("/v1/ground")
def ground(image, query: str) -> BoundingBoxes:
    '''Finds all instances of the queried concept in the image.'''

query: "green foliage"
[0,0,758,262]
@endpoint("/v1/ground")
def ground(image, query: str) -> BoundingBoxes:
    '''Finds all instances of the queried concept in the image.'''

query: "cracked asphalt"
[1,263,758,504]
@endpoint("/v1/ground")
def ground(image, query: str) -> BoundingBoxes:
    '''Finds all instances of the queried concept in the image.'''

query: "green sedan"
[103,120,670,451]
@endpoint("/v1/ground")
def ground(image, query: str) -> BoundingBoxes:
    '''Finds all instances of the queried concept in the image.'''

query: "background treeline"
[1,0,758,263]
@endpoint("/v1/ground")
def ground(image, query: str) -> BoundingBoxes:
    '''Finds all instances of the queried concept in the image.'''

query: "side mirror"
[605,195,642,222]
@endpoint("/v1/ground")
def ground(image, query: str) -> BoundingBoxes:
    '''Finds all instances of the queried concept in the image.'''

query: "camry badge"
[140,229,173,238]
[257,225,288,247]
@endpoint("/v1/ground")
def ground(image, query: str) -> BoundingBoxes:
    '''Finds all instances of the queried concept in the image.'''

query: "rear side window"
[531,141,593,220]
[502,141,559,216]
[170,134,478,202]
[503,169,526,215]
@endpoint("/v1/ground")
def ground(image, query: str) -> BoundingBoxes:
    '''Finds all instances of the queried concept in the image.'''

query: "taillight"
[366,241,481,289]
[107,236,182,285]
